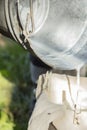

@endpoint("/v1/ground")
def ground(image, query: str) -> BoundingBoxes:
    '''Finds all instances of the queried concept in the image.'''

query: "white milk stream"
[73,67,81,125]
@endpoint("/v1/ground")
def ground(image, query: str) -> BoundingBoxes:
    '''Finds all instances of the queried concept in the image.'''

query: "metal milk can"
[0,0,87,70]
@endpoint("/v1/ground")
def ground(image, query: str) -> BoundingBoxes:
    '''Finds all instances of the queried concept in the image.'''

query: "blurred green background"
[0,35,33,130]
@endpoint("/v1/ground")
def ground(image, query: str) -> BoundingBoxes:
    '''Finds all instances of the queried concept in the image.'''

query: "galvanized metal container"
[0,0,87,70]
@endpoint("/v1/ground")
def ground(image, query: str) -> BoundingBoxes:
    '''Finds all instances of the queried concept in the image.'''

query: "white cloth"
[28,72,87,130]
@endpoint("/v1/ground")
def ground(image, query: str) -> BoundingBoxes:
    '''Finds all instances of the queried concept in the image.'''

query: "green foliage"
[0,40,31,88]
[0,110,15,130]
[0,73,15,107]
[0,36,33,130]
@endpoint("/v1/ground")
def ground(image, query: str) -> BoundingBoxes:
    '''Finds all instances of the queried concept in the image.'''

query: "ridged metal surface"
[0,0,87,70]
[0,0,8,32]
